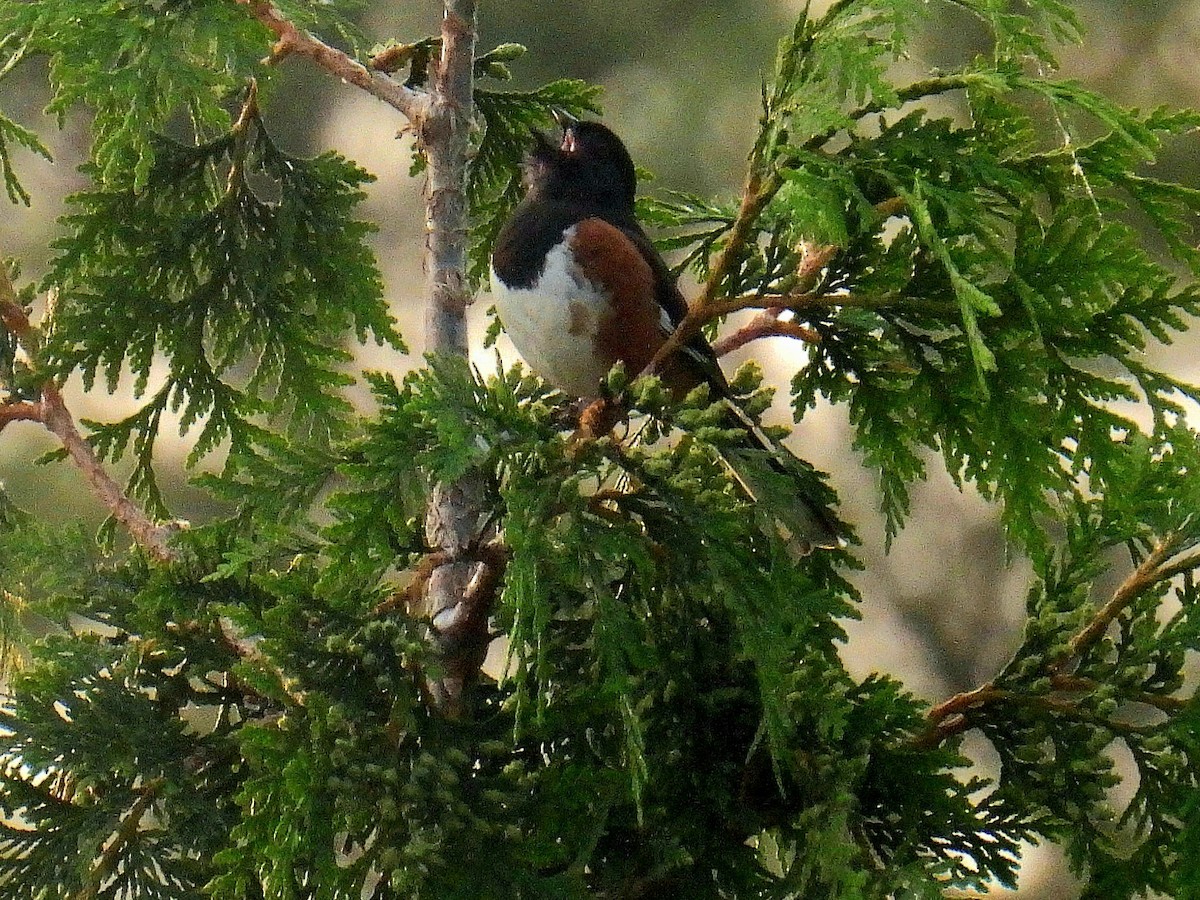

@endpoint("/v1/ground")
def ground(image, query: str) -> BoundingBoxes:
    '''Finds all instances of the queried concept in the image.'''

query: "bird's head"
[523,111,638,212]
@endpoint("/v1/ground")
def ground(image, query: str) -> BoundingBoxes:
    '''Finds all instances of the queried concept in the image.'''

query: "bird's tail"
[716,399,842,554]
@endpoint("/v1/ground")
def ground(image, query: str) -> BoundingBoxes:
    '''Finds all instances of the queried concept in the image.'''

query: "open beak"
[551,108,579,153]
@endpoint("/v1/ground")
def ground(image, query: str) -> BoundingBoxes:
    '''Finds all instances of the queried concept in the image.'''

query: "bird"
[489,111,840,552]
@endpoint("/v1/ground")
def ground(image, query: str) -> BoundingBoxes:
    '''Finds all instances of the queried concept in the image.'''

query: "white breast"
[490,228,614,398]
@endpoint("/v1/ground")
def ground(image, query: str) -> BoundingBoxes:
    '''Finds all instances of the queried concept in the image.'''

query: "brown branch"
[1058,532,1182,667]
[72,778,165,900]
[639,203,899,378]
[0,302,33,342]
[417,0,488,719]
[234,0,428,120]
[38,387,180,562]
[371,38,438,77]
[1140,549,1200,590]
[712,309,821,357]
[703,293,793,318]
[698,200,898,328]
[794,240,841,283]
[0,400,41,430]
[377,537,510,713]
[1,255,179,562]
[874,195,907,219]
[683,289,895,328]
[698,171,785,311]
[911,683,1002,751]
[912,680,1166,752]
[914,532,1195,751]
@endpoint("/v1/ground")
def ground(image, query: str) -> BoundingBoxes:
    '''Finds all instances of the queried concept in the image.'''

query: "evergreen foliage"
[0,0,1197,897]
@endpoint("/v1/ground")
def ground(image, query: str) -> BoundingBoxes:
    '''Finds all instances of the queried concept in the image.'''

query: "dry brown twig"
[0,255,180,562]
[235,0,427,120]
[913,532,1195,750]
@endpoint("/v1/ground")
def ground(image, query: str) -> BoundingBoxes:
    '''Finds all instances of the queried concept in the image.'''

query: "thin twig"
[235,0,428,120]
[0,266,35,344]
[640,171,784,379]
[216,617,307,706]
[643,201,901,378]
[800,74,977,152]
[912,681,1164,752]
[1140,549,1200,591]
[0,255,179,562]
[1058,533,1182,667]
[39,386,180,561]
[72,777,165,900]
[1049,674,1188,715]
[874,196,907,219]
[704,289,887,320]
[641,78,952,379]
[712,309,821,357]
[914,532,1196,750]
[911,683,1001,751]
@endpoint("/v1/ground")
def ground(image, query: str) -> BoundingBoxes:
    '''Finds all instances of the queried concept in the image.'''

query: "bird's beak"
[551,108,579,130]
[551,108,579,153]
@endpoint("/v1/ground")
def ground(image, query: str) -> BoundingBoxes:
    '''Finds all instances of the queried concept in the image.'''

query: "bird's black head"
[523,115,638,213]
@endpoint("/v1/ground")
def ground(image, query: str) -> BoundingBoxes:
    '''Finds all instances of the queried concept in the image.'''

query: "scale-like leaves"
[0,0,365,189]
[43,116,398,513]
[0,112,50,206]
[0,0,1197,897]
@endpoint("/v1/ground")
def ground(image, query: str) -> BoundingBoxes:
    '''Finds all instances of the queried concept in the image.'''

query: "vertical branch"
[421,2,475,357]
[419,0,488,716]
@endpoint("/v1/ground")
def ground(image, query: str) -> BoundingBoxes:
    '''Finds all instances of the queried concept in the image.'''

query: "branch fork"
[235,0,429,121]
[914,532,1195,750]
[642,199,902,374]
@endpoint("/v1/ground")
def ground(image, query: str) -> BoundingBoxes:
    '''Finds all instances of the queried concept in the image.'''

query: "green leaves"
[0,0,365,190]
[0,634,230,900]
[647,0,1200,551]
[961,457,1200,892]
[44,113,399,515]
[1,0,248,188]
[0,0,1197,897]
[0,111,51,205]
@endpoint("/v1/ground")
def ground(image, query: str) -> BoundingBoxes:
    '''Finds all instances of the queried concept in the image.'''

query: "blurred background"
[2,2,1198,895]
